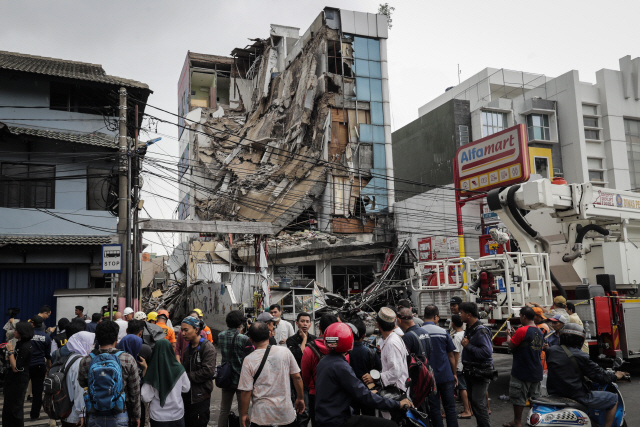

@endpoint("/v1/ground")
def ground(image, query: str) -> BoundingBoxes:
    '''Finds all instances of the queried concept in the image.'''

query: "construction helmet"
[324,322,354,353]
[559,323,586,338]
[147,312,158,322]
[157,309,170,319]
[193,308,203,317]
[134,311,147,321]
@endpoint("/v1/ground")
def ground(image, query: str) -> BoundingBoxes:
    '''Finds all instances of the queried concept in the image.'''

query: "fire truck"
[412,179,640,361]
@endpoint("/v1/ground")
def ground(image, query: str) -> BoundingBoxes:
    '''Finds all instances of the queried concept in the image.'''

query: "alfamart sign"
[454,124,530,194]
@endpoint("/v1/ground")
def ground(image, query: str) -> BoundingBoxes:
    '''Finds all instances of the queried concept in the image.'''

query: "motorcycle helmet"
[559,323,586,349]
[559,323,586,338]
[324,322,354,353]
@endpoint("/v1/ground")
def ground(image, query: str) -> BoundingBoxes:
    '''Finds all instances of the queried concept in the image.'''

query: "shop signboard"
[454,124,530,195]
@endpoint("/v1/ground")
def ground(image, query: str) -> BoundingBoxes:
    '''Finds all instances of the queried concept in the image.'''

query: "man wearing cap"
[449,296,465,335]
[364,307,408,420]
[528,296,569,318]
[397,299,423,327]
[258,312,279,345]
[543,314,568,348]
[74,306,85,320]
[532,307,549,370]
[181,316,217,427]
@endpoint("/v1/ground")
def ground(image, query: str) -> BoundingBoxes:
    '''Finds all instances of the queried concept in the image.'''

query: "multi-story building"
[175,7,396,297]
[393,56,640,262]
[0,50,151,326]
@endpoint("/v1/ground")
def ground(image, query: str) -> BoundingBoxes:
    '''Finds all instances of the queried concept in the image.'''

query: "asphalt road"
[208,353,640,427]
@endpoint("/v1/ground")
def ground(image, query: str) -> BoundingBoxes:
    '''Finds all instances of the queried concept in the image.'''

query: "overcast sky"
[3,0,639,254]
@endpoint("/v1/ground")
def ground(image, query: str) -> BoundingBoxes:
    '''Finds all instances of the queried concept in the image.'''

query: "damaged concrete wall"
[188,12,392,235]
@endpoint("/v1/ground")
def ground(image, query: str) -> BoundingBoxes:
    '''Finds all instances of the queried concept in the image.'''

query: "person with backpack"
[29,314,52,421]
[416,306,458,427]
[2,321,33,427]
[315,322,413,427]
[300,314,339,427]
[348,319,381,416]
[238,322,305,427]
[141,339,190,427]
[77,320,141,427]
[180,316,217,427]
[217,310,251,427]
[54,331,95,427]
[459,302,493,427]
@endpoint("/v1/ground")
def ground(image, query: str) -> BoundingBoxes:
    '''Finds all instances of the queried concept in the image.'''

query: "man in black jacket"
[181,316,217,427]
[547,324,626,427]
[315,322,412,427]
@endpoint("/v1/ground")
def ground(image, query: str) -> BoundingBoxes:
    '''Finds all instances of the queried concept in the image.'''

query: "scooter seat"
[530,396,589,412]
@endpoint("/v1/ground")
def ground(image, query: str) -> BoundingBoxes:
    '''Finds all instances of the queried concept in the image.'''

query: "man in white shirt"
[451,314,473,419]
[239,322,305,427]
[364,307,408,420]
[270,304,295,346]
[113,311,129,344]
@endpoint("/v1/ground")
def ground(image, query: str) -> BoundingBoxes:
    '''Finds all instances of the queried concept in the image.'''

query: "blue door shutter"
[0,268,69,341]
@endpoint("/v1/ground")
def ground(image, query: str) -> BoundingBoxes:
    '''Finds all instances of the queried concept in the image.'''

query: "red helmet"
[324,322,354,353]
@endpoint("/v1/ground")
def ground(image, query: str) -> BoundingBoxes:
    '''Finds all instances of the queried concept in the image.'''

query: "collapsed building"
[174,7,397,298]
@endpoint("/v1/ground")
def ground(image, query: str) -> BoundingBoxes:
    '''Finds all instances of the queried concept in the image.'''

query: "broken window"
[328,39,353,77]
[331,265,375,296]
[333,176,351,216]
[328,40,341,75]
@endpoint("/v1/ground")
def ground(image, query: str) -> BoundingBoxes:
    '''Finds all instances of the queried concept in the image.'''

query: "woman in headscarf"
[61,331,95,427]
[2,321,34,427]
[141,338,190,427]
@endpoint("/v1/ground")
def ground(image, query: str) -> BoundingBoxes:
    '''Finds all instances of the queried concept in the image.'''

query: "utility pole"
[117,87,131,308]
[133,104,140,309]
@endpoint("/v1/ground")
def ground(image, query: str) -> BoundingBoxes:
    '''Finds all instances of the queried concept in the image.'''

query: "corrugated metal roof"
[0,50,150,91]
[6,125,120,148]
[0,235,113,245]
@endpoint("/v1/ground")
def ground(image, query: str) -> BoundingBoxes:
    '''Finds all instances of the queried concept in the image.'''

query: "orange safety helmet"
[157,309,170,319]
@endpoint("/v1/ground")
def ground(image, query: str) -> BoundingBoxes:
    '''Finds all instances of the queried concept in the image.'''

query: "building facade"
[393,56,640,262]
[175,8,397,297]
[0,51,150,326]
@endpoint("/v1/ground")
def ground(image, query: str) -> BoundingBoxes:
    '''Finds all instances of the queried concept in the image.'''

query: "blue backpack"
[84,351,126,414]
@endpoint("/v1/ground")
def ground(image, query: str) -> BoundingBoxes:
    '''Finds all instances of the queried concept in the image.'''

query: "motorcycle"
[371,370,431,427]
[527,359,629,427]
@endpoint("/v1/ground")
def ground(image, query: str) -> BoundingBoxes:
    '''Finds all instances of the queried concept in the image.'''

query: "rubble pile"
[236,229,342,248]
[142,280,191,324]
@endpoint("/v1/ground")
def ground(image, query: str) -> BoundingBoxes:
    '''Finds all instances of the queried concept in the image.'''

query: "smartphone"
[506,321,512,333]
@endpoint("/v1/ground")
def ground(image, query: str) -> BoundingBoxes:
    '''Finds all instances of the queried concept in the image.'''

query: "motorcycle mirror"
[613,356,623,369]
[370,370,381,381]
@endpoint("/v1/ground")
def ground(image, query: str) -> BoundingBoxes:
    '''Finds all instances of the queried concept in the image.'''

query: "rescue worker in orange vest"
[192,309,214,343]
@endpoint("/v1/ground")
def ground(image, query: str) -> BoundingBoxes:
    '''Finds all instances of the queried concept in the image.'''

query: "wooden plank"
[138,219,275,235]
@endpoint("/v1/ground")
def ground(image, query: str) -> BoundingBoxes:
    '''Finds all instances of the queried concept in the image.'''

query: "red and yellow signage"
[454,124,530,194]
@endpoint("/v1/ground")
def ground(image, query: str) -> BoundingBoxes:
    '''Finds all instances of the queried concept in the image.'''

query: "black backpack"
[43,352,82,420]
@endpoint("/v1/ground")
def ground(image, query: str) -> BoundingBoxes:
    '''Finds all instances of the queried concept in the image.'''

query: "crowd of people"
[0,295,628,427]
